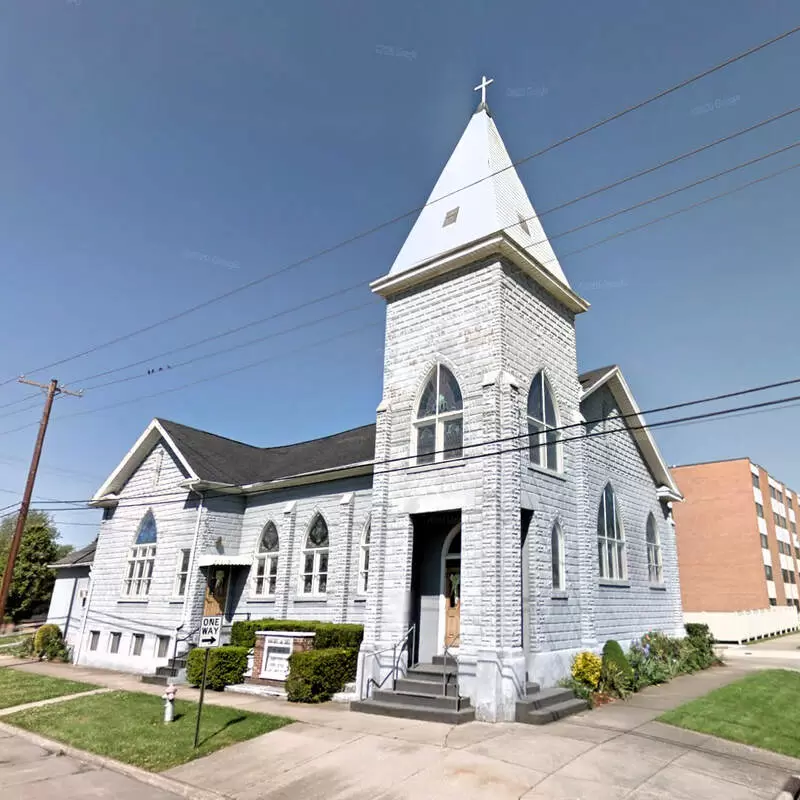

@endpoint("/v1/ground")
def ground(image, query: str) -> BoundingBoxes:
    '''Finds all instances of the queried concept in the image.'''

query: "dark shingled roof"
[578,365,617,391]
[52,539,96,569]
[157,418,376,486]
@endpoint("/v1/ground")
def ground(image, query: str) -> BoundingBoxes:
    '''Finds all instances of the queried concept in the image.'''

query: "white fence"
[684,607,800,644]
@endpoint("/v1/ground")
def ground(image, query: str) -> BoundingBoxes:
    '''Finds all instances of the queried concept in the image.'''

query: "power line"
[24,393,800,515]
[20,372,800,510]
[0,154,796,443]
[3,25,797,386]
[63,103,800,391]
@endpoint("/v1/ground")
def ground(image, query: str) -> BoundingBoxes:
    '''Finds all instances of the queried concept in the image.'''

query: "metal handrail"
[365,623,416,698]
[441,635,461,710]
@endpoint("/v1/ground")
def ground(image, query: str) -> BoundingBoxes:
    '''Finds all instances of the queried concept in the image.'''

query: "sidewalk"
[1,654,797,799]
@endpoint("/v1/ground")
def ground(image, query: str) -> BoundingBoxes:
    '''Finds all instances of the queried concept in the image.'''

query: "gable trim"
[580,367,683,501]
[90,419,200,505]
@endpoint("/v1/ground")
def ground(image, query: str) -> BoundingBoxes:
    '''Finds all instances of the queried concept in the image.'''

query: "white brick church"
[49,83,684,722]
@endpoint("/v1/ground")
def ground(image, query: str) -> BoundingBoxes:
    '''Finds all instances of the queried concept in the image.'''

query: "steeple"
[387,99,571,290]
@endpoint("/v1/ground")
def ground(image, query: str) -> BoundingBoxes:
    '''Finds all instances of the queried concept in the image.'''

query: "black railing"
[365,623,416,698]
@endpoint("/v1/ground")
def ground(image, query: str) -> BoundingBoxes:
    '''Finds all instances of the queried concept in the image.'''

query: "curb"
[0,719,232,800]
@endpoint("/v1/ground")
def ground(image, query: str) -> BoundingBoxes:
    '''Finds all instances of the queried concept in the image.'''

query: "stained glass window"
[528,371,560,471]
[253,521,279,597]
[414,364,463,464]
[300,514,329,595]
[597,484,626,580]
[646,514,663,584]
[123,511,157,597]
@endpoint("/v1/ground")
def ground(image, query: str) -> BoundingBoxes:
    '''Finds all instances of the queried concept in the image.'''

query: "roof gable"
[579,366,682,500]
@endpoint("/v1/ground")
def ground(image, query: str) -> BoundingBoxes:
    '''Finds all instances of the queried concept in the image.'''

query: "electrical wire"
[2,25,797,386]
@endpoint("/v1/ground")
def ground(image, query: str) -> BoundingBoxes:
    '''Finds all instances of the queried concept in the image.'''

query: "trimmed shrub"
[187,646,248,690]
[32,624,70,662]
[285,647,358,703]
[230,619,364,651]
[600,639,633,696]
[33,624,62,654]
[571,651,602,689]
[685,623,716,668]
[314,623,363,650]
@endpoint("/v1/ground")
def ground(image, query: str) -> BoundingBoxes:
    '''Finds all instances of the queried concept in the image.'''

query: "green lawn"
[660,669,800,758]
[0,667,98,709]
[5,690,294,771]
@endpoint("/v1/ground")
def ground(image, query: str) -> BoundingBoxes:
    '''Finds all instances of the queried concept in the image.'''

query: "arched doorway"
[441,524,461,649]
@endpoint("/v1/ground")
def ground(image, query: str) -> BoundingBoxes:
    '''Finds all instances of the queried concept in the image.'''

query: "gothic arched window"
[414,364,463,465]
[358,519,371,594]
[300,514,329,595]
[528,371,560,471]
[551,522,565,591]
[124,511,157,597]
[253,521,279,597]
[597,484,626,580]
[646,513,663,584]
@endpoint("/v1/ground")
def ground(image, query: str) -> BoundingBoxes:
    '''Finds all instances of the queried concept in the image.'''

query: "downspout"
[74,563,95,665]
[181,483,206,632]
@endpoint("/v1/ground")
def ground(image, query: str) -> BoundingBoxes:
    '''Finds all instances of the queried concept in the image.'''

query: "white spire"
[388,105,571,289]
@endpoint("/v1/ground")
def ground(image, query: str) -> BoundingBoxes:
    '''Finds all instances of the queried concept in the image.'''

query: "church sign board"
[248,630,316,688]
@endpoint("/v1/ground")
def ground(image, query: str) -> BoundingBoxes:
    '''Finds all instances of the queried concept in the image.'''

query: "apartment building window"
[769,597,777,606]
[761,533,769,550]
[774,512,780,526]
[791,522,797,535]
[89,631,100,651]
[131,634,144,656]
[756,503,764,518]
[765,565,774,581]
[795,547,800,560]
[109,632,121,654]
[778,490,784,503]
[752,473,760,488]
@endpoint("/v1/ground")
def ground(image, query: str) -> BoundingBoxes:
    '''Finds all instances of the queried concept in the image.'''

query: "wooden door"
[204,567,229,616]
[444,563,461,647]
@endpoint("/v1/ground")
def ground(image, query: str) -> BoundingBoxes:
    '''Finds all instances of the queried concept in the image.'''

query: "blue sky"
[0,1,798,547]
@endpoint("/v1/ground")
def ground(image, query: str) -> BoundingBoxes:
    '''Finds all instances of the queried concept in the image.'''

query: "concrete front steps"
[515,684,588,725]
[351,655,587,725]
[140,655,189,686]
[351,655,475,725]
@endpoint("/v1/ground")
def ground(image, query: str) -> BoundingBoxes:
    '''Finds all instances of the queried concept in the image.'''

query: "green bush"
[12,633,35,658]
[32,624,70,662]
[314,623,363,650]
[285,647,358,703]
[685,623,717,668]
[600,639,633,696]
[230,619,363,651]
[187,646,249,691]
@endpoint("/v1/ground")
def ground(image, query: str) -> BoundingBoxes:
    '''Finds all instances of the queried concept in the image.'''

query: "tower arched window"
[124,511,157,597]
[300,514,329,595]
[414,364,463,465]
[527,371,560,471]
[597,484,626,580]
[646,513,663,584]
[253,521,279,598]
[358,519,371,594]
[551,522,565,591]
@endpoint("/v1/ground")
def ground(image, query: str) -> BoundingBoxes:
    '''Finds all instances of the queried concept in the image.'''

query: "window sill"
[292,596,328,603]
[354,596,367,603]
[527,463,567,482]
[168,599,185,605]
[407,459,466,475]
[598,580,630,589]
[649,583,667,591]
[247,598,277,603]
[551,591,569,600]
[117,598,149,604]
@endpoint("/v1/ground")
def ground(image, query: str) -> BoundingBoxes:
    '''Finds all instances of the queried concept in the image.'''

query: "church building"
[53,82,684,723]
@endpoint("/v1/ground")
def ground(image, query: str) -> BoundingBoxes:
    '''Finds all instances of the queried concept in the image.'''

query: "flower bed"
[560,623,721,707]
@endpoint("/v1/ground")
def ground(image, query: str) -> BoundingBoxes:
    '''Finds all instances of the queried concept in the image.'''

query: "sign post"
[193,615,222,749]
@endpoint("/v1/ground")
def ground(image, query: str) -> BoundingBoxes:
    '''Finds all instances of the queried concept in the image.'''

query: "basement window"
[442,207,459,227]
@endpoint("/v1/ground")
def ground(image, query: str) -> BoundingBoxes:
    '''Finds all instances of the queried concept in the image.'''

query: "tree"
[0,511,61,623]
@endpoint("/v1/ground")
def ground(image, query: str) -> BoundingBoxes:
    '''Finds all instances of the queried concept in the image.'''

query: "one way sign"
[199,615,222,648]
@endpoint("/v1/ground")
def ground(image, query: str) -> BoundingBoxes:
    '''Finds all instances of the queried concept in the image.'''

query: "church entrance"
[409,510,461,664]
[203,567,230,616]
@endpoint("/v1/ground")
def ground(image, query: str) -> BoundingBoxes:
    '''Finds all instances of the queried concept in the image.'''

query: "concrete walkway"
[1,655,798,798]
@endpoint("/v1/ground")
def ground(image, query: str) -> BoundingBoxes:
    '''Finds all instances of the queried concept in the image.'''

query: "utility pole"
[0,378,82,623]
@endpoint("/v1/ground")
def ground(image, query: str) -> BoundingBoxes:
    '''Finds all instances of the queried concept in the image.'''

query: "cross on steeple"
[473,75,494,106]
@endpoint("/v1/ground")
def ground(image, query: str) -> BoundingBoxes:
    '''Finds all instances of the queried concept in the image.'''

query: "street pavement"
[2,655,799,799]
[0,726,181,800]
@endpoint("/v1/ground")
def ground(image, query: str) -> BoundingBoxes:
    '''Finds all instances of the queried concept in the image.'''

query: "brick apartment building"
[671,458,800,642]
